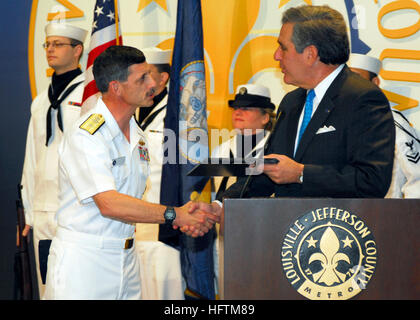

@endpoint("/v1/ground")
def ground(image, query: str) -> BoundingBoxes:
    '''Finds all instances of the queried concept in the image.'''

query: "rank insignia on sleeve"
[79,114,105,135]
[405,140,420,164]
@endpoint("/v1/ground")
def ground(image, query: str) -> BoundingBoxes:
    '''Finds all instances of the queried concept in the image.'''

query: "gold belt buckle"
[124,238,133,249]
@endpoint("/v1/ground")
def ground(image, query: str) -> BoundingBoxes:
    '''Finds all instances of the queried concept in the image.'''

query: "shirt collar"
[312,64,345,102]
[95,97,146,151]
[95,97,122,140]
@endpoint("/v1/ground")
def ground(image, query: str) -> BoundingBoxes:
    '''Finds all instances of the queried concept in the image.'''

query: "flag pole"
[114,0,120,45]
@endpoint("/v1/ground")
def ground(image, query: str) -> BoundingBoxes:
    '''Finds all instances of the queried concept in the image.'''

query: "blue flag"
[160,0,215,300]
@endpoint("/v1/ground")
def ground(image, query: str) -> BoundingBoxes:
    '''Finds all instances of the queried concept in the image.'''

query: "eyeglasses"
[42,41,75,49]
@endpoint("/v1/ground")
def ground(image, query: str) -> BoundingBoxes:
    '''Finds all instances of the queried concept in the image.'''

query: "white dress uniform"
[21,72,85,297]
[43,97,149,300]
[385,110,420,198]
[135,91,185,300]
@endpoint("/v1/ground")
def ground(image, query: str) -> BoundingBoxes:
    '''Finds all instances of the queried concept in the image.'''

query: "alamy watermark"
[160,121,268,175]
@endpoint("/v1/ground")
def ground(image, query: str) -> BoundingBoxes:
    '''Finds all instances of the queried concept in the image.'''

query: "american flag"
[81,0,122,115]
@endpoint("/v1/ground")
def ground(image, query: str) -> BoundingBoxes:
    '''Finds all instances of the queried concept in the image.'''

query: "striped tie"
[297,89,315,145]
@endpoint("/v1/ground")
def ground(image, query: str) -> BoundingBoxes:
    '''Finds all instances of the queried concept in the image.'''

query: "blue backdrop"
[0,1,32,299]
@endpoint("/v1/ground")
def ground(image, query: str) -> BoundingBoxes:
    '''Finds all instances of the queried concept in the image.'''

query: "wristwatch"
[298,171,304,184]
[164,206,176,225]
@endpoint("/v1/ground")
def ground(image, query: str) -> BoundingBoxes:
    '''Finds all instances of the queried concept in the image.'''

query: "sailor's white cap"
[349,53,382,75]
[45,22,88,42]
[142,47,172,64]
[229,83,275,110]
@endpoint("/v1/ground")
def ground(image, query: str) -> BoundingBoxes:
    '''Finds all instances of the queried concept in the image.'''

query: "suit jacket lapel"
[285,89,306,157]
[294,97,335,161]
[294,66,348,161]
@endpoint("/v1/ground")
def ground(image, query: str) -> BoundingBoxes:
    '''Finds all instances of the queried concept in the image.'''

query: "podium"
[219,198,420,300]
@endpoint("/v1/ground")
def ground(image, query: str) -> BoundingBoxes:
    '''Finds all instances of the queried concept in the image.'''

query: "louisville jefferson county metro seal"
[281,207,377,300]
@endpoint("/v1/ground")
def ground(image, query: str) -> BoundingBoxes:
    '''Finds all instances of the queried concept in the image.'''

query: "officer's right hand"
[173,201,220,237]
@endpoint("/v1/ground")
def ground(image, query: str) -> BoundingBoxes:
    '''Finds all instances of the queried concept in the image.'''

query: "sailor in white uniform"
[43,46,218,300]
[349,53,420,198]
[135,48,185,300]
[20,22,88,297]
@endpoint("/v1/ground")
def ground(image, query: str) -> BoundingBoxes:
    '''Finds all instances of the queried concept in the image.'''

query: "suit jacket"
[220,65,395,200]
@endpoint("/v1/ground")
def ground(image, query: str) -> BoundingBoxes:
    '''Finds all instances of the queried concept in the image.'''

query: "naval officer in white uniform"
[135,48,185,300]
[43,46,218,300]
[20,22,87,297]
[349,53,420,198]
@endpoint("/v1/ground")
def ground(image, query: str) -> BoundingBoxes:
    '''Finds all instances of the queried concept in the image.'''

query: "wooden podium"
[219,198,420,300]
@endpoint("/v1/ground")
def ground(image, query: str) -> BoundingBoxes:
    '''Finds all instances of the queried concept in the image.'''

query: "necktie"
[297,89,315,145]
[46,99,63,146]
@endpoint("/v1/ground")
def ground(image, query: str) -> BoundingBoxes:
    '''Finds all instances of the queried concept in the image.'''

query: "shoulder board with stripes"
[79,114,105,135]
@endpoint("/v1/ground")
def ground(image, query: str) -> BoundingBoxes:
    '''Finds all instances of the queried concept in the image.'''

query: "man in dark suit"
[187,5,395,217]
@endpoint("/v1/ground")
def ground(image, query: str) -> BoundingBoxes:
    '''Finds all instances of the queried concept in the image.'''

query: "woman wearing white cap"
[211,83,276,199]
[20,22,87,297]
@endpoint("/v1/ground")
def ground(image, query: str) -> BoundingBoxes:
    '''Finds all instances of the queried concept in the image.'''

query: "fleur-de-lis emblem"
[308,227,350,286]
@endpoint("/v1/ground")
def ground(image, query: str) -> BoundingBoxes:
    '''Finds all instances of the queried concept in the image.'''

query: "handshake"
[172,201,223,238]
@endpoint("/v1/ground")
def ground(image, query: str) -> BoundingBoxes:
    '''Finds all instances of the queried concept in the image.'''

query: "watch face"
[165,207,176,222]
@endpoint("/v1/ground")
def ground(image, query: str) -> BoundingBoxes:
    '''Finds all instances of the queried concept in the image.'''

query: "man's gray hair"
[282,5,350,65]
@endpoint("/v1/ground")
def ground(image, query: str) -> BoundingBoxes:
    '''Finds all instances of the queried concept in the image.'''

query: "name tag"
[112,156,125,166]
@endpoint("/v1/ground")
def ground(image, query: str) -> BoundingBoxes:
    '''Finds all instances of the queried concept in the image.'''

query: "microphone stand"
[239,110,283,198]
